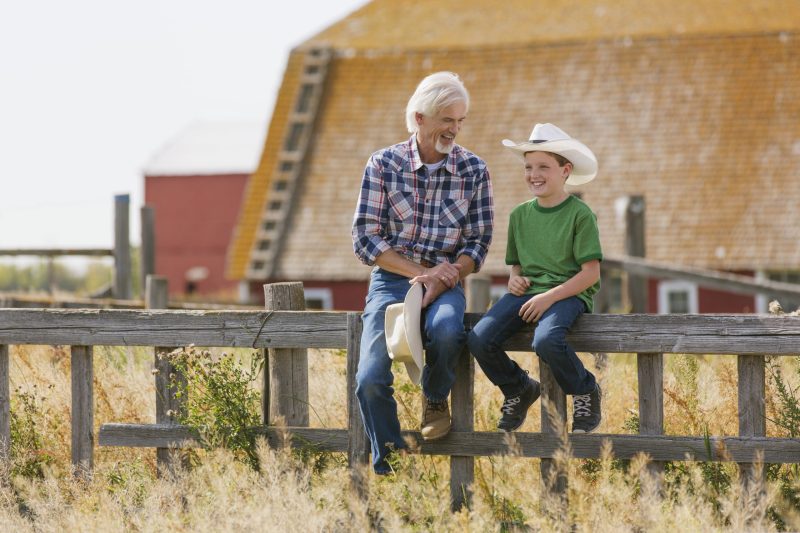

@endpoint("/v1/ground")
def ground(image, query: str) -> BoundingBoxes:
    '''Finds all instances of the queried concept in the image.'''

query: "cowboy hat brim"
[501,138,598,186]
[384,282,424,385]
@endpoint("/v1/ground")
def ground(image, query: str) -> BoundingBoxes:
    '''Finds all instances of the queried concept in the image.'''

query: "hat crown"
[529,123,571,143]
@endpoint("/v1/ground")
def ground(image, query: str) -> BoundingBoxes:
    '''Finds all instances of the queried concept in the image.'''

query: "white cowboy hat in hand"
[385,282,424,385]
[502,123,598,185]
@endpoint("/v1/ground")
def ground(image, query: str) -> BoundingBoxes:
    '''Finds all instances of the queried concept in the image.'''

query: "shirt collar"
[407,134,459,175]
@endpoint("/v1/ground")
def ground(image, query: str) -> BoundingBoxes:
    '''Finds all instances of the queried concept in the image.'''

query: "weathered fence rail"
[1,282,799,509]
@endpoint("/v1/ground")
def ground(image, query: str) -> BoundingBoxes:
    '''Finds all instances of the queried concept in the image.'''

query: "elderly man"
[352,71,494,474]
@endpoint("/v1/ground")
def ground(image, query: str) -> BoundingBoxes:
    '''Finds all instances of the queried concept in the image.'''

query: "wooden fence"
[1,280,800,510]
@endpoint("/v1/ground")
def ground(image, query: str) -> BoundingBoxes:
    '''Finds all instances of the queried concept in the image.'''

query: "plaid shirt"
[352,135,494,271]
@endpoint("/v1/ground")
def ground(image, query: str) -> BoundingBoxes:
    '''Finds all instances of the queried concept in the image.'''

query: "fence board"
[0,345,8,458]
[346,313,368,467]
[71,345,94,473]
[3,310,799,354]
[98,424,800,463]
[450,348,474,511]
[638,352,665,477]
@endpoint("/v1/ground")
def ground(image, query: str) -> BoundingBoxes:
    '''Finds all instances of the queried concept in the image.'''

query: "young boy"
[467,123,602,433]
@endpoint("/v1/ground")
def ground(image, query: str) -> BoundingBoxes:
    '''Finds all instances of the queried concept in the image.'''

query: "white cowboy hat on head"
[502,123,598,185]
[384,283,424,385]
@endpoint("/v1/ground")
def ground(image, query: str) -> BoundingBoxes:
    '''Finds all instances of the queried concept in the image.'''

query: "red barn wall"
[145,173,248,297]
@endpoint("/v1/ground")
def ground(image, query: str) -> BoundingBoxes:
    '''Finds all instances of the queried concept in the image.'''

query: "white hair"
[405,72,470,133]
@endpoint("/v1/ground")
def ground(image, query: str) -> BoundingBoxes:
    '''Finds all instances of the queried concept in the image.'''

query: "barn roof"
[227,0,800,282]
[144,121,265,177]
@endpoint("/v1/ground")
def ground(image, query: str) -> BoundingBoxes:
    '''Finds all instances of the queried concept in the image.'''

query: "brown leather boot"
[421,398,451,441]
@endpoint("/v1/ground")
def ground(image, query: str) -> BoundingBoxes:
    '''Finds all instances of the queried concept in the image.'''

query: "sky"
[0,0,369,254]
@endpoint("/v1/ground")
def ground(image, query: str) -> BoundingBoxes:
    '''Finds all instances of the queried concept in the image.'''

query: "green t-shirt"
[506,195,603,312]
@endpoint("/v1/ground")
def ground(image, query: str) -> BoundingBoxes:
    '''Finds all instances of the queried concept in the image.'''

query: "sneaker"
[498,377,541,432]
[572,384,602,433]
[421,398,451,441]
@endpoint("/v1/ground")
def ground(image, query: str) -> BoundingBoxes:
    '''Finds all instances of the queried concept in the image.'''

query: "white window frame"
[657,280,698,314]
[304,287,334,310]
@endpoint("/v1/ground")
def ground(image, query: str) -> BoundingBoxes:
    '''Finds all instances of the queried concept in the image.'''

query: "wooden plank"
[264,283,308,426]
[603,255,800,301]
[0,248,113,257]
[140,205,156,292]
[346,313,368,467]
[147,276,185,472]
[98,424,800,463]
[0,309,349,348]
[450,348,474,511]
[466,313,800,355]
[540,362,567,494]
[113,194,132,300]
[625,195,648,313]
[638,352,664,478]
[2,310,800,354]
[738,354,766,485]
[71,345,94,474]
[0,345,9,459]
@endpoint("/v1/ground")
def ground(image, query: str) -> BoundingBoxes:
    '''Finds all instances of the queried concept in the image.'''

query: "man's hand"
[519,292,555,323]
[420,262,462,289]
[508,275,530,296]
[410,262,461,308]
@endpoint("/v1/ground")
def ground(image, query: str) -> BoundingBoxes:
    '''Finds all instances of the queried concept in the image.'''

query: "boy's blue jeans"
[467,293,596,397]
[356,268,466,474]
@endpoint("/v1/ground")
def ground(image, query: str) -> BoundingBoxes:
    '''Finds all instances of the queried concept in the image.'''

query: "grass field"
[2,341,800,531]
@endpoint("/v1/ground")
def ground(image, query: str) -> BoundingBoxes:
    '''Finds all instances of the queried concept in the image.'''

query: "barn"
[144,121,264,299]
[225,0,800,312]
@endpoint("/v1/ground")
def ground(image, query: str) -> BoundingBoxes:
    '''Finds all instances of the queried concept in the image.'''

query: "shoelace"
[573,394,592,418]
[501,396,521,415]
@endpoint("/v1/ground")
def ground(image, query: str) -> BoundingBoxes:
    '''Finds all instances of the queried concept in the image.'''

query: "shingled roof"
[227,0,800,281]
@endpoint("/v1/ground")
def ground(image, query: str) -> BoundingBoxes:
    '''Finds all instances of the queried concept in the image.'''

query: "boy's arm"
[519,260,600,323]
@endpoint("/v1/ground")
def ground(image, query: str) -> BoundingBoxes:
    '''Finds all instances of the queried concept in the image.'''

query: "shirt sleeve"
[573,208,603,265]
[505,209,519,265]
[456,165,494,271]
[351,153,393,265]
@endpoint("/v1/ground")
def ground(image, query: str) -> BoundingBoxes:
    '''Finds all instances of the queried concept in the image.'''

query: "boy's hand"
[508,275,530,296]
[519,293,555,323]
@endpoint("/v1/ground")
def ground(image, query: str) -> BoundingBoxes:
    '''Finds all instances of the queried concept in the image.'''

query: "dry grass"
[2,343,800,531]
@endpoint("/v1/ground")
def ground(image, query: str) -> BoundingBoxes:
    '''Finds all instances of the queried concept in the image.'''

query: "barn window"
[658,280,698,314]
[280,161,294,172]
[251,261,265,271]
[274,180,288,191]
[258,240,271,251]
[284,123,305,151]
[269,200,282,211]
[263,221,276,231]
[296,84,315,113]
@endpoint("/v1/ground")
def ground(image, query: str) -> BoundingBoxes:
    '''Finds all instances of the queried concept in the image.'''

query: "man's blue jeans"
[356,268,466,474]
[467,294,596,397]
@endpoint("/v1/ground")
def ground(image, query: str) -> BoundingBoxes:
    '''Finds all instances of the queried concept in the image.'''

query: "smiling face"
[523,151,572,207]
[415,100,467,163]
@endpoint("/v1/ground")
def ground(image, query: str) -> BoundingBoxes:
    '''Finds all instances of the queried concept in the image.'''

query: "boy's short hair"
[526,150,571,168]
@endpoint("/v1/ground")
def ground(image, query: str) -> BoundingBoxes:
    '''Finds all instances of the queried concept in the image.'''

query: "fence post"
[540,363,567,494]
[638,352,664,479]
[0,345,9,461]
[113,194,132,300]
[738,354,766,485]
[448,276,487,511]
[346,312,368,494]
[263,282,309,427]
[147,275,185,474]
[625,195,647,313]
[71,345,93,477]
[140,205,156,297]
